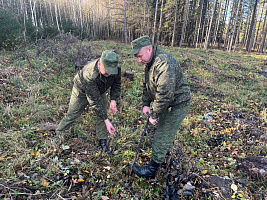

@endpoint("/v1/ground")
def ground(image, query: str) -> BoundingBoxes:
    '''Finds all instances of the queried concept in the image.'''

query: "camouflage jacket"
[143,46,191,119]
[73,59,121,120]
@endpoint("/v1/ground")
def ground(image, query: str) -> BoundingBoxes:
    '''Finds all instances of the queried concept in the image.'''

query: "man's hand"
[110,100,117,114]
[104,119,115,134]
[142,106,151,116]
[149,117,158,125]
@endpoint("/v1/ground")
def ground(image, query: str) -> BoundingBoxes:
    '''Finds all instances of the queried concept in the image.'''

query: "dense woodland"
[1,0,267,53]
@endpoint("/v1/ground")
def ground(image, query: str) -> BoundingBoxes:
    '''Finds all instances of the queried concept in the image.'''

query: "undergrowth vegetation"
[0,35,266,199]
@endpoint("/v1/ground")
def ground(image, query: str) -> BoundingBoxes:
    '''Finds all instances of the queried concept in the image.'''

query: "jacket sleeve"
[110,68,121,101]
[142,82,152,107]
[152,61,177,119]
[74,72,108,121]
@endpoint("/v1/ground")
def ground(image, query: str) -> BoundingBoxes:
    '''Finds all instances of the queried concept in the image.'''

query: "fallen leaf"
[77,178,84,182]
[109,187,114,195]
[43,181,50,186]
[238,194,243,197]
[35,151,40,157]
[231,183,238,192]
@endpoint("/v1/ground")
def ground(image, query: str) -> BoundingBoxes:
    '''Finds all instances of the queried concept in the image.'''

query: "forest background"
[0,0,266,199]
[0,0,267,53]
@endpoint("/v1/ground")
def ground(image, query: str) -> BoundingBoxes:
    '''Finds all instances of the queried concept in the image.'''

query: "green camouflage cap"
[128,35,152,55]
[100,50,120,75]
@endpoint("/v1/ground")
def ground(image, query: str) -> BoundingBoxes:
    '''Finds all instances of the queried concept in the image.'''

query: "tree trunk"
[29,0,37,27]
[240,0,252,49]
[49,0,54,25]
[195,0,204,48]
[247,0,260,53]
[19,0,23,14]
[143,1,146,35]
[264,38,267,53]
[57,0,62,30]
[254,1,265,50]
[218,0,229,49]
[200,0,208,49]
[43,0,49,25]
[78,0,83,32]
[172,0,180,47]
[147,2,150,36]
[92,0,96,38]
[71,0,77,26]
[123,0,128,44]
[259,8,267,53]
[38,0,44,29]
[223,0,234,51]
[156,0,164,45]
[212,0,222,47]
[179,0,190,47]
[152,0,159,45]
[233,0,244,51]
[54,0,60,33]
[204,0,217,50]
[228,0,241,52]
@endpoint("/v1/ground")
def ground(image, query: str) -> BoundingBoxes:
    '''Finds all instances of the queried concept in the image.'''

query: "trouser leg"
[56,87,88,134]
[151,103,190,164]
[95,93,109,140]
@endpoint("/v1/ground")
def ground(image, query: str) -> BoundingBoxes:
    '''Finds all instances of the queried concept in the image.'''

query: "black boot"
[99,139,113,156]
[132,160,160,179]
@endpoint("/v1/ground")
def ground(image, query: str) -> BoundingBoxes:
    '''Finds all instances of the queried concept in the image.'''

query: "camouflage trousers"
[56,86,109,140]
[151,101,190,164]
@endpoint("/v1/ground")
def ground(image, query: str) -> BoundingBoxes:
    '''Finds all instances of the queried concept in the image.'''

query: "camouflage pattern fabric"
[152,102,190,163]
[143,46,191,120]
[56,59,121,139]
[56,88,109,139]
[74,59,121,120]
[143,46,191,163]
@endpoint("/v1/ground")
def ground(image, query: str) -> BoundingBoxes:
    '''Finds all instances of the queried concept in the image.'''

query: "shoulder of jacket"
[83,59,99,80]
[156,50,178,65]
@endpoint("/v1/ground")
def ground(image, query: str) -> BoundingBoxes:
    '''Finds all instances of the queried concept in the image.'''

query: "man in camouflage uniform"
[128,36,191,178]
[56,50,121,155]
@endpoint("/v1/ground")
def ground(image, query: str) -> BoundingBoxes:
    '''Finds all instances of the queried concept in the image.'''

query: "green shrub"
[40,25,59,39]
[62,19,76,34]
[0,8,23,50]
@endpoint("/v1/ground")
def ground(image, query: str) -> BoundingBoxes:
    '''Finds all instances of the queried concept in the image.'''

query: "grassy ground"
[0,36,266,199]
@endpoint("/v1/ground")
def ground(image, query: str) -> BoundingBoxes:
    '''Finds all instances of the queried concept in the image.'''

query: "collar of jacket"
[146,45,158,69]
[90,59,104,80]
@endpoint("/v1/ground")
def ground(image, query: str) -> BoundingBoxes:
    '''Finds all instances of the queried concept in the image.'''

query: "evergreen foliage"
[0,8,22,50]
